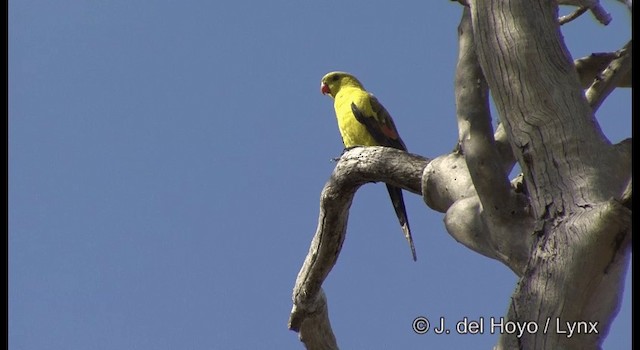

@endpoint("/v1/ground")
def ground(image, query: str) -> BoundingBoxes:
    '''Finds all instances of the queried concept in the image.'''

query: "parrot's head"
[320,71,364,98]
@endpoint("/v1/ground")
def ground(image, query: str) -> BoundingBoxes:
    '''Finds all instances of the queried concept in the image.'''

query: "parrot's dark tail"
[386,184,417,261]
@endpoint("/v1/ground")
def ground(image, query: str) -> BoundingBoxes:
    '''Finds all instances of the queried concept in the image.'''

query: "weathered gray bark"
[469,0,631,348]
[288,147,429,349]
[289,1,631,349]
[574,48,632,89]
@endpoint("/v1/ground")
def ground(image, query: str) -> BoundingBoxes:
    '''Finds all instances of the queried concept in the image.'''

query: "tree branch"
[558,0,612,25]
[422,122,516,213]
[455,0,617,23]
[455,7,520,222]
[289,147,429,347]
[559,6,589,25]
[494,123,517,173]
[585,40,632,112]
[422,151,475,213]
[417,8,538,276]
[289,289,338,350]
[575,51,632,88]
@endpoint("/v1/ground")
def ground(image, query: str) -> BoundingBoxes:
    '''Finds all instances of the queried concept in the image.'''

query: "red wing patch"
[380,123,399,140]
[351,96,408,150]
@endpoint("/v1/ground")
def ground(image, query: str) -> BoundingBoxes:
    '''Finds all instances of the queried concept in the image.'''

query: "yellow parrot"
[320,71,416,261]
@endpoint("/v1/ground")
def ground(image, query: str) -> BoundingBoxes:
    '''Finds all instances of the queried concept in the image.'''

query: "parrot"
[320,71,416,261]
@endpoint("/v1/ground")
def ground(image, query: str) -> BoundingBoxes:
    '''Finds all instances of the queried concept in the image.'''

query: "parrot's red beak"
[321,82,331,95]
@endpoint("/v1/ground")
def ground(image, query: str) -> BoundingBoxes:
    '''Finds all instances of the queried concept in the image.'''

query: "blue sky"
[9,1,631,349]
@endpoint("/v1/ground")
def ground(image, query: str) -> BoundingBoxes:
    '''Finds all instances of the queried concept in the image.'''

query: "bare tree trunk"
[468,0,631,348]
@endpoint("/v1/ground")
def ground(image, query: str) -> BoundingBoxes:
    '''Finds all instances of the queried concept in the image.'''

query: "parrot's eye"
[331,75,340,82]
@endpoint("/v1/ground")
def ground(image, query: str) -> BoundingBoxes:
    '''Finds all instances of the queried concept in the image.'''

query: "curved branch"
[289,147,429,345]
[558,0,612,25]
[455,7,520,221]
[585,40,632,112]
[575,51,632,88]
[422,152,475,213]
[422,8,536,275]
[288,289,338,350]
[422,111,516,213]
[494,123,517,173]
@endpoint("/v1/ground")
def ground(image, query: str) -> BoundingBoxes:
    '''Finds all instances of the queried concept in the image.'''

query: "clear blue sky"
[9,1,631,349]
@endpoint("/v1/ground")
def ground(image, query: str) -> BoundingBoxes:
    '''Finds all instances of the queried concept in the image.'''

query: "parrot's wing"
[351,94,407,151]
[350,93,416,261]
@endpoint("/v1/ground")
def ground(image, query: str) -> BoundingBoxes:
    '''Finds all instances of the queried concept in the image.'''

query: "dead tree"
[289,0,631,349]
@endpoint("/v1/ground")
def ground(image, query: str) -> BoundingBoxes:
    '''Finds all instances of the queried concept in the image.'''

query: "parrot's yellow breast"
[333,87,378,147]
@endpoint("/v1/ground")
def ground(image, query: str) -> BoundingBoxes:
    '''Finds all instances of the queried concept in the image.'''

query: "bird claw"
[330,146,360,162]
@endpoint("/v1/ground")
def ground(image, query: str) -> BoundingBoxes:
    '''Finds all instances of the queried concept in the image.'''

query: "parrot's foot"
[343,146,359,152]
[330,146,360,162]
